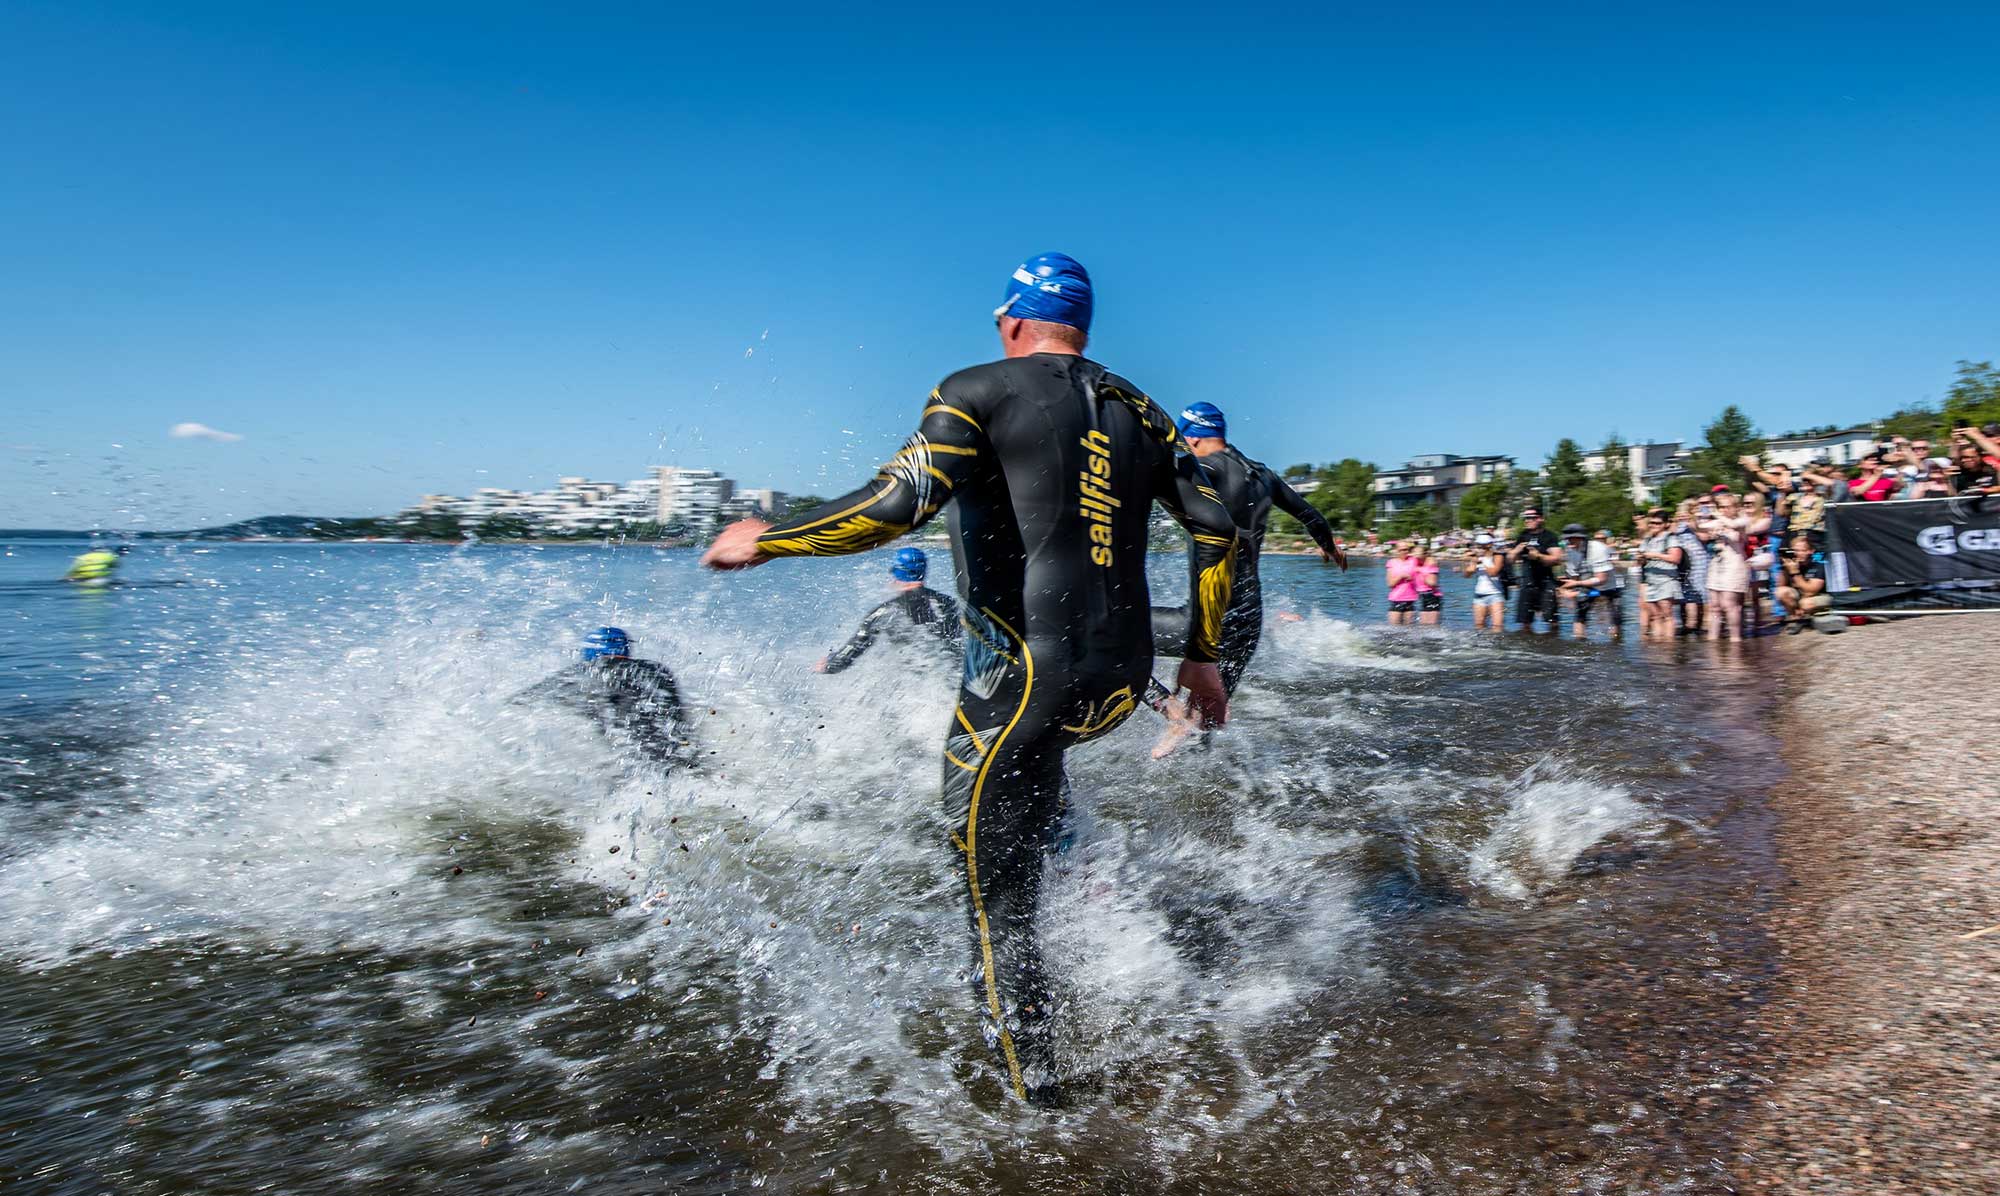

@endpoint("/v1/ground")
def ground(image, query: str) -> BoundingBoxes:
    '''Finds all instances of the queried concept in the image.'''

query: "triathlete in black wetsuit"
[1146,401,1346,712]
[816,547,961,674]
[519,627,690,768]
[703,253,1237,1104]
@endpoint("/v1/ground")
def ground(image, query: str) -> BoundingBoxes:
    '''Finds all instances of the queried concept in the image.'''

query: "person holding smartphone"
[1776,537,1830,634]
[1636,510,1684,639]
[1465,533,1507,631]
[1951,430,1999,494]
[1506,508,1563,631]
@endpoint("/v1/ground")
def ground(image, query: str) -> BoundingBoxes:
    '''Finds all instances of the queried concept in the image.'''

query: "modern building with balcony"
[1371,454,1513,525]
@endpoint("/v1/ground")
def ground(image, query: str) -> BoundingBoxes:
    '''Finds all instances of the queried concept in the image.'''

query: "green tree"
[1549,435,1641,531]
[1686,405,1765,487]
[1943,359,2000,430]
[782,494,828,519]
[474,516,534,540]
[1598,435,1633,498]
[1457,477,1508,528]
[407,512,464,540]
[1300,458,1380,534]
[1541,439,1589,513]
[1563,486,1641,537]
[1281,463,1315,480]
[1660,475,1713,508]
[1385,502,1440,539]
[1876,404,1940,442]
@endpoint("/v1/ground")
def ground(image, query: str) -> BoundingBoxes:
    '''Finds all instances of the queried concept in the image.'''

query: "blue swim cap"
[582,626,631,662]
[993,252,1092,333]
[1177,401,1227,441]
[890,547,927,583]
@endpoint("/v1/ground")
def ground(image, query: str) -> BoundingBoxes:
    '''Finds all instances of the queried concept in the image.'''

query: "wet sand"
[1741,617,1999,1192]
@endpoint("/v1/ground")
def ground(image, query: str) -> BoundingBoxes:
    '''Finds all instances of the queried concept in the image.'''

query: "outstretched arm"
[820,606,886,674]
[1271,476,1345,567]
[703,389,982,569]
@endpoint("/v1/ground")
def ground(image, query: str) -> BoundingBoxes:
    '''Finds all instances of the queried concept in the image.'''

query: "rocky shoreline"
[1736,617,1998,1192]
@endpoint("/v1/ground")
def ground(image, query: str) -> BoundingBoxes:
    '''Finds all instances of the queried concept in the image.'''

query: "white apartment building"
[403,467,786,535]
[653,466,737,533]
[1581,441,1684,502]
[1762,426,1882,470]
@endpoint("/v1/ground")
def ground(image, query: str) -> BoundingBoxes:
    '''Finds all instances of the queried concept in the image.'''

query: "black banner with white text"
[1825,495,2000,609]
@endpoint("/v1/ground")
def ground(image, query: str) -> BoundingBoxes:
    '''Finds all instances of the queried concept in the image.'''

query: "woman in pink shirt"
[1847,451,1899,502]
[1385,541,1418,624]
[1413,542,1443,625]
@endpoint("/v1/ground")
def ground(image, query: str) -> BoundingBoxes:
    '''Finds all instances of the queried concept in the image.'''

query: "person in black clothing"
[519,627,689,768]
[1144,401,1346,754]
[1776,536,1830,634]
[1506,507,1563,630]
[702,252,1237,1104]
[816,547,961,674]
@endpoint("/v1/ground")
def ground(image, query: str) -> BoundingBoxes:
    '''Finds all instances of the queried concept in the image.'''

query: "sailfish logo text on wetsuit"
[1079,429,1119,567]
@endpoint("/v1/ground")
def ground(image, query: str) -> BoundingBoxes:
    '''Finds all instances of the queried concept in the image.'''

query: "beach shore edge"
[1737,617,1997,1192]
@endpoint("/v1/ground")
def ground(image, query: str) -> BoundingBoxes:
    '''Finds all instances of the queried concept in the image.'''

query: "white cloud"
[168,422,244,443]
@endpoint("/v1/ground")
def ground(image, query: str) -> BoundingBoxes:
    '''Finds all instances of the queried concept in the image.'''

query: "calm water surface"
[1,541,1786,1194]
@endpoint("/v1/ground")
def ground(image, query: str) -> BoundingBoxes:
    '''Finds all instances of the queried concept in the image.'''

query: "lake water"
[1,541,1786,1194]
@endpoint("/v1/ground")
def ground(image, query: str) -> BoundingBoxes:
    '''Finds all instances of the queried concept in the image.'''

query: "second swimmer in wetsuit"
[518,627,690,768]
[1147,401,1345,750]
[704,252,1237,1105]
[816,547,961,674]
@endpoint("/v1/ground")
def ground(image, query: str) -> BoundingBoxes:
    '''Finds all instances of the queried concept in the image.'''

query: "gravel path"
[1737,617,1998,1192]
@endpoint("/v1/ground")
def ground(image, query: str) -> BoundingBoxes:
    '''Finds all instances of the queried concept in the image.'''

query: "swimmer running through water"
[815,547,961,674]
[1145,401,1346,756]
[703,252,1237,1104]
[518,627,689,768]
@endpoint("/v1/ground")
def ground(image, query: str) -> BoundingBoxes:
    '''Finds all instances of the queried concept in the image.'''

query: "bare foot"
[1151,710,1202,759]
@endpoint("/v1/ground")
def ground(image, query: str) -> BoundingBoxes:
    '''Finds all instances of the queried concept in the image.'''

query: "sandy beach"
[1739,617,1999,1192]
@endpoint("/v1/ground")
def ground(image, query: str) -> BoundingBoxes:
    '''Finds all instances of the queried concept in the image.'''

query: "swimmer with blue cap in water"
[518,626,689,767]
[1146,400,1347,757]
[701,251,1239,1105]
[815,547,961,674]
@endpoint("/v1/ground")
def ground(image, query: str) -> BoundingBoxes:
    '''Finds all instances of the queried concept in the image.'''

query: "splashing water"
[0,543,1787,1193]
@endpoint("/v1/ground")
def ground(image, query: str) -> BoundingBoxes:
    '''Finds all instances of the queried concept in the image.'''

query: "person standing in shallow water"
[702,252,1237,1105]
[1385,541,1417,624]
[1506,508,1563,631]
[815,547,960,674]
[1413,540,1443,625]
[1465,533,1507,631]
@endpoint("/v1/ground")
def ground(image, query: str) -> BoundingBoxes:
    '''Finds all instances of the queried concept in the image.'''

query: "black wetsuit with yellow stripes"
[1149,445,1338,699]
[754,353,1237,1102]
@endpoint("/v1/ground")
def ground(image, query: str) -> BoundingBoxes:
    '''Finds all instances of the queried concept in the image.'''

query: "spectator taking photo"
[1507,507,1563,632]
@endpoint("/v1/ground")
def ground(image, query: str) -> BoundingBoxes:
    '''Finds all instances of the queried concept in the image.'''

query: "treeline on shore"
[1270,358,2000,541]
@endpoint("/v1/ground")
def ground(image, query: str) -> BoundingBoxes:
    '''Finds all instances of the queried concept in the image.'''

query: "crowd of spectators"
[1356,423,2000,640]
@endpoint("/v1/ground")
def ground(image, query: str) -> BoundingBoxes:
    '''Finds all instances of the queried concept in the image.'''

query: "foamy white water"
[1,542,1787,1193]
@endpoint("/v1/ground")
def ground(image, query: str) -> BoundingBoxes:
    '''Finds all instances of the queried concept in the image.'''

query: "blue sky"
[5,1,1998,528]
